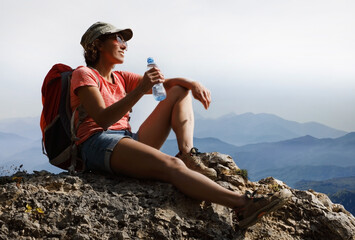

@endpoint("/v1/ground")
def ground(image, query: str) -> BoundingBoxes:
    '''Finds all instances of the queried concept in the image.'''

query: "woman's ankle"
[232,194,249,209]
[179,146,194,155]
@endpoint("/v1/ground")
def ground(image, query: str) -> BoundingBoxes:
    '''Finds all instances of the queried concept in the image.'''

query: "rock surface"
[0,152,354,240]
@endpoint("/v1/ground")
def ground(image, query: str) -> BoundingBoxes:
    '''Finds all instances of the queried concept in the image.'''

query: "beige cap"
[80,21,133,49]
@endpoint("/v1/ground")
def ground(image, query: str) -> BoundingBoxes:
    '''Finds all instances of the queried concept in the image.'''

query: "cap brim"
[107,28,133,41]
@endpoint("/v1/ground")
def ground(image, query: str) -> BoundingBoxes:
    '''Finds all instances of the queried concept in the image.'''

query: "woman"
[71,21,289,230]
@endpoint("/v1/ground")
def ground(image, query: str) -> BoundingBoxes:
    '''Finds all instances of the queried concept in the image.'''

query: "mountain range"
[0,116,41,140]
[233,133,355,179]
[0,113,353,185]
[294,176,355,195]
[0,132,33,159]
[193,112,347,146]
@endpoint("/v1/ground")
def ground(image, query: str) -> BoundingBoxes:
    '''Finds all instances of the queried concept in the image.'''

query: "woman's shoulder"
[72,66,98,79]
[71,66,100,87]
[73,66,93,75]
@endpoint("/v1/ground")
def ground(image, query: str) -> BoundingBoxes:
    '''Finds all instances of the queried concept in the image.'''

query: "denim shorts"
[80,129,138,173]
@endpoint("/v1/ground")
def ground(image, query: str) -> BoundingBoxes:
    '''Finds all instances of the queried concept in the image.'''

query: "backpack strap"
[113,71,132,120]
[112,71,126,91]
[68,67,101,173]
[87,67,102,89]
[70,67,101,141]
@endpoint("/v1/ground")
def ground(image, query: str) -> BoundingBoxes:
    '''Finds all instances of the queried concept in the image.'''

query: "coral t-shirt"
[70,66,141,145]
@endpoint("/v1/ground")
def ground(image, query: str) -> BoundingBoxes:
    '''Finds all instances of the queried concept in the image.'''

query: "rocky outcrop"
[0,152,354,240]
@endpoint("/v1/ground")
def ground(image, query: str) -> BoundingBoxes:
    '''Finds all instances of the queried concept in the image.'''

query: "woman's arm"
[77,67,164,129]
[164,78,212,109]
[77,85,145,130]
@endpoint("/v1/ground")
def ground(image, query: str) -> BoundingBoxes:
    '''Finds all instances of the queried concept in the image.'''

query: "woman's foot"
[232,189,292,230]
[176,147,217,180]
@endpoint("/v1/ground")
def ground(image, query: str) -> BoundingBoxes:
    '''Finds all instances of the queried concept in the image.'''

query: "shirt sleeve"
[71,66,100,95]
[118,71,142,93]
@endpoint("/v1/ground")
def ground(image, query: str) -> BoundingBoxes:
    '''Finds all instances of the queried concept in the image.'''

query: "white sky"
[0,0,354,132]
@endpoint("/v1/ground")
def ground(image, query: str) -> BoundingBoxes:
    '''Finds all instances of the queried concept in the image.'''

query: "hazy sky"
[1,0,354,132]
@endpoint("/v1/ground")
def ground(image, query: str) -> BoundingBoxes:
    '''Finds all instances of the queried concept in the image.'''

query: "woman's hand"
[190,81,211,109]
[138,67,165,93]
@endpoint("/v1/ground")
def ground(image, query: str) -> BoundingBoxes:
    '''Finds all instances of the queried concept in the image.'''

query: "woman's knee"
[163,156,188,181]
[167,85,190,100]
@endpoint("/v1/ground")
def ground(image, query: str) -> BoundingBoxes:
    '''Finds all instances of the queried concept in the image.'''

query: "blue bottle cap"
[147,57,154,64]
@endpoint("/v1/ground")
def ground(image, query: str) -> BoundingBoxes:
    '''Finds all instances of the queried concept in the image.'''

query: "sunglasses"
[99,33,128,50]
[114,34,128,50]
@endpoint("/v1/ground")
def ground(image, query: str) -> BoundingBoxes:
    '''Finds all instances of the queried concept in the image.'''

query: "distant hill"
[294,176,355,215]
[294,176,355,195]
[234,133,355,176]
[0,116,41,140]
[0,139,63,176]
[194,112,347,146]
[0,131,33,159]
[0,113,347,147]
[251,165,355,188]
[0,116,61,175]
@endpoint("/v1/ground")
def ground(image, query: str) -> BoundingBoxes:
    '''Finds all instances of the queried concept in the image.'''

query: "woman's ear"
[94,39,103,51]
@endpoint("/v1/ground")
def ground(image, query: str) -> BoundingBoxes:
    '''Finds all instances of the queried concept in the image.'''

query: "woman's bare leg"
[111,86,247,207]
[110,138,246,209]
[137,86,194,154]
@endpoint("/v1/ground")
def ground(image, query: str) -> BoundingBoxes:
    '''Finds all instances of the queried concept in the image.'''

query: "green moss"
[235,169,248,180]
[271,184,280,192]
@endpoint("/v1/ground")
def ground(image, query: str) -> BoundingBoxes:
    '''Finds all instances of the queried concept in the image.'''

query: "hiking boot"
[232,189,292,230]
[176,147,217,180]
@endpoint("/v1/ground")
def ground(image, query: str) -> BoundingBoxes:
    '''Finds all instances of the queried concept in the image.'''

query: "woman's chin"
[116,58,124,64]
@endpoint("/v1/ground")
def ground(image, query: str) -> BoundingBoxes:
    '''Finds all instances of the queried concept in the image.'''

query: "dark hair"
[83,34,113,67]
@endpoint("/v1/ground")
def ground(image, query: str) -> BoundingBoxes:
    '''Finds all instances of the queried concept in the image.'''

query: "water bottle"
[147,57,166,101]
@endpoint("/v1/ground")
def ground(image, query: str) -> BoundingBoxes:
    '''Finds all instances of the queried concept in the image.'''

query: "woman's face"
[98,33,127,65]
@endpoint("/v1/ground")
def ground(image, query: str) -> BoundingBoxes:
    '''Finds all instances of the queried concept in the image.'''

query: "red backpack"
[40,64,100,173]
